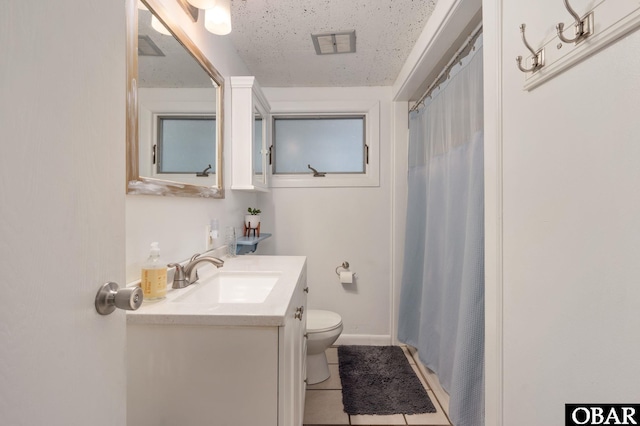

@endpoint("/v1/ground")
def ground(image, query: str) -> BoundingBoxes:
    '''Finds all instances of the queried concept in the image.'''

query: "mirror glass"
[126,0,224,197]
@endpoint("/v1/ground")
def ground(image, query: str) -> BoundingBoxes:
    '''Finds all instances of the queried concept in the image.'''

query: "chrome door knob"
[95,282,144,315]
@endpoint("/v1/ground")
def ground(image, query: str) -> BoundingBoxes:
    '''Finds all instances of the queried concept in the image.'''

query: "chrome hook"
[516,24,544,73]
[556,0,593,44]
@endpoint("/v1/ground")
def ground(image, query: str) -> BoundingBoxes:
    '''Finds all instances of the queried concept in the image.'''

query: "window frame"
[137,88,219,186]
[156,114,217,174]
[269,100,380,188]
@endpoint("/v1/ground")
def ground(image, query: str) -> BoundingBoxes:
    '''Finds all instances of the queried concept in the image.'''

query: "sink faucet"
[168,254,224,289]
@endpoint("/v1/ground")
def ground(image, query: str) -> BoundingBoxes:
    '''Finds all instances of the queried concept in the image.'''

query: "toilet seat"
[307,310,342,333]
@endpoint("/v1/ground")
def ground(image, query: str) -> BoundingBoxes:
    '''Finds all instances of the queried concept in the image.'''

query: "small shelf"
[236,233,271,255]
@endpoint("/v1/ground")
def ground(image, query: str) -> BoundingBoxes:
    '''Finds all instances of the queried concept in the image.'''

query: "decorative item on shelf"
[244,207,261,237]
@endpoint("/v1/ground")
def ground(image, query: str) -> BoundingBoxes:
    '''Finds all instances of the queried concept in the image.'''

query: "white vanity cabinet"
[126,256,307,426]
[230,76,271,192]
[279,276,308,426]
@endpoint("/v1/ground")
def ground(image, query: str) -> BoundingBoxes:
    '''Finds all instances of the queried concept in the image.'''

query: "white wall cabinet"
[230,76,271,192]
[127,270,308,426]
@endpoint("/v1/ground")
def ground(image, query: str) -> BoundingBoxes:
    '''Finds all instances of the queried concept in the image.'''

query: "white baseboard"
[335,334,392,346]
[406,346,450,417]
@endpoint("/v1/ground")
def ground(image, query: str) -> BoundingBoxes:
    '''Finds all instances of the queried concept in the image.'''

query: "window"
[156,116,216,174]
[269,100,379,188]
[273,116,366,175]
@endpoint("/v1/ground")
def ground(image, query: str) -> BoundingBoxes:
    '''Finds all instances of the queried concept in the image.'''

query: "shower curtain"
[398,34,484,426]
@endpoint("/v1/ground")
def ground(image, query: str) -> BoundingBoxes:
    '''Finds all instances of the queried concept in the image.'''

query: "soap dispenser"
[140,242,167,300]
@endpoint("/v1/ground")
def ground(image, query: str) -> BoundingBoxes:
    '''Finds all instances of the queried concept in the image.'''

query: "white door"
[0,1,127,424]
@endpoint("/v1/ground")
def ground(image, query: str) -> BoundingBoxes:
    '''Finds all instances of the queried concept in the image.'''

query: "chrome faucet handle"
[168,263,188,289]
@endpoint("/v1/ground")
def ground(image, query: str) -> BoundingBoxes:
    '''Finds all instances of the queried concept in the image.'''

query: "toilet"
[306,309,343,384]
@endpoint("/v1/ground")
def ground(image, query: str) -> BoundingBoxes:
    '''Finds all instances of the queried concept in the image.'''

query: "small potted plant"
[245,207,261,230]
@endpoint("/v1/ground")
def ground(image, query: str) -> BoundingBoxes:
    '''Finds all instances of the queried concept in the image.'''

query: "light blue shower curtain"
[398,34,484,426]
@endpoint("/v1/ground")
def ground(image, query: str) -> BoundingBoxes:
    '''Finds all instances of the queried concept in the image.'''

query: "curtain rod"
[410,24,483,113]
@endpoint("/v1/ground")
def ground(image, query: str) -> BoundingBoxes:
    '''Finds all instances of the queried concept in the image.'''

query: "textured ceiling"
[228,0,438,87]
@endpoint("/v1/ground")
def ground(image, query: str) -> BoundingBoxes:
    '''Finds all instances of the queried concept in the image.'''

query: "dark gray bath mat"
[337,345,436,415]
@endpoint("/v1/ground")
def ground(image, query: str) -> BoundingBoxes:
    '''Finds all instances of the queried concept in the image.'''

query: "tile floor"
[303,346,452,426]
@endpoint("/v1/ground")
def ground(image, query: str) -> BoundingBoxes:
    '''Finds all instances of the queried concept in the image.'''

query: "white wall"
[484,0,640,424]
[126,0,258,282]
[260,87,394,341]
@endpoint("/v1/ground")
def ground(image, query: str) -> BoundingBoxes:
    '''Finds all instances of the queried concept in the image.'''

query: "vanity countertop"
[126,255,307,327]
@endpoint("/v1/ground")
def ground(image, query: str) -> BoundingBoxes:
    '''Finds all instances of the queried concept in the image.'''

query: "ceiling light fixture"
[151,15,172,36]
[204,0,232,35]
[186,0,217,8]
[311,31,356,55]
[184,0,232,35]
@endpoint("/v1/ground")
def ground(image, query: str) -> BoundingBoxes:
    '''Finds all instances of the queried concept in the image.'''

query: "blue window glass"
[273,116,365,174]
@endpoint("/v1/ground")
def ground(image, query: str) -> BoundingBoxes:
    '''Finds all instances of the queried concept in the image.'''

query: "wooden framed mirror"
[126,0,224,197]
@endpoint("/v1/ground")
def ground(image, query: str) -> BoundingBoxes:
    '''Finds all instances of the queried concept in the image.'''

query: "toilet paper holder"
[335,261,355,277]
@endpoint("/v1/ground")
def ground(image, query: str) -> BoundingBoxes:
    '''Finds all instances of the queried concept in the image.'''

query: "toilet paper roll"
[340,271,354,284]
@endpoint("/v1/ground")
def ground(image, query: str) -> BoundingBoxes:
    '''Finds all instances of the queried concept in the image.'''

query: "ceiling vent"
[138,35,165,57]
[311,30,356,55]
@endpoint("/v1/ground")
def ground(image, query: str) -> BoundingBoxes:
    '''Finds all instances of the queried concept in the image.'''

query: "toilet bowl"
[306,309,343,384]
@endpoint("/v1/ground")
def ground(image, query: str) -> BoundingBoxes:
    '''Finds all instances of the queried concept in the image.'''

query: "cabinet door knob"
[294,306,304,320]
[303,287,309,293]
[95,282,143,315]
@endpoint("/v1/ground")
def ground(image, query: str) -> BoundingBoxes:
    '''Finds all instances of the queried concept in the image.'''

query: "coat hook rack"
[516,24,544,73]
[556,0,594,44]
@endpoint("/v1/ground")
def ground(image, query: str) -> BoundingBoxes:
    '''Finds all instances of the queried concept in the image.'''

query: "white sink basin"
[173,271,281,304]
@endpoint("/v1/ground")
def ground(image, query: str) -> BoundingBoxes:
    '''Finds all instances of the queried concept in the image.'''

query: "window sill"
[270,173,378,188]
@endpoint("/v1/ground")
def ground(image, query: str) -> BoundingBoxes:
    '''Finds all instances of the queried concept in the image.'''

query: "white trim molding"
[392,0,482,101]
[482,0,504,425]
[335,334,391,346]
